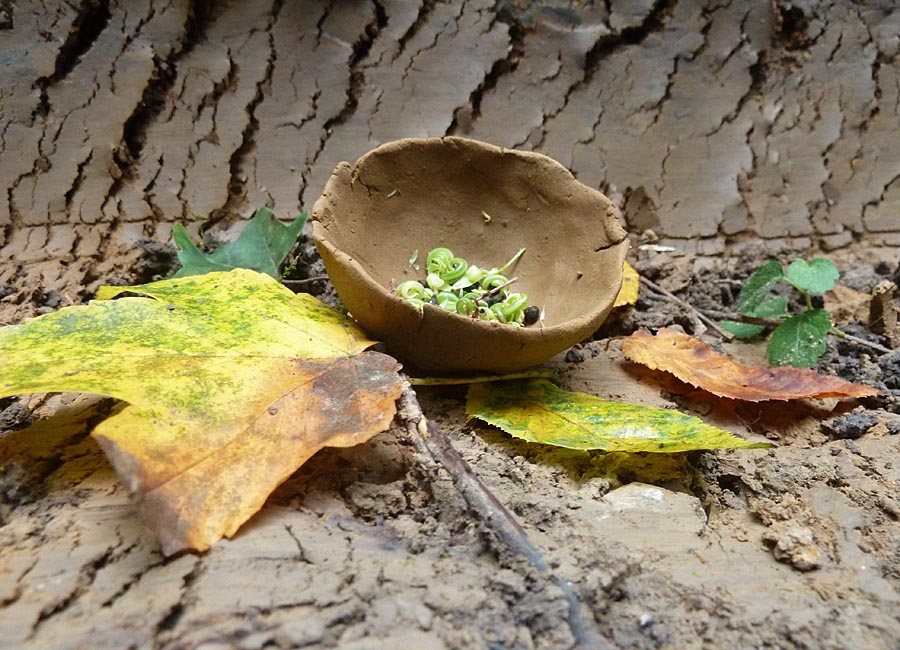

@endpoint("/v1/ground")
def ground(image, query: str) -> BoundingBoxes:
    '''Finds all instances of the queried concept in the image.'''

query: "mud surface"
[2,1,900,648]
[2,238,899,649]
[2,0,900,325]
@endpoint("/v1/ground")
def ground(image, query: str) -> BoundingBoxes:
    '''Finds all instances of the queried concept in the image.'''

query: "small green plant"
[395,246,539,326]
[720,258,840,367]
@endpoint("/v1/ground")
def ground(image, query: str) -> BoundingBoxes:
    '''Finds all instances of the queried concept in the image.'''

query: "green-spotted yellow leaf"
[466,378,769,453]
[0,269,403,554]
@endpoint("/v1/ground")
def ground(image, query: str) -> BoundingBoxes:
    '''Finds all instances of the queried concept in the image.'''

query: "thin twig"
[639,276,735,340]
[408,370,555,386]
[397,383,609,650]
[830,327,892,355]
[484,275,519,297]
[281,276,330,285]
[701,309,781,326]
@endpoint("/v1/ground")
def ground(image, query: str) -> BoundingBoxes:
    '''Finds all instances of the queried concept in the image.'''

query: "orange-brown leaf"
[95,351,403,555]
[621,328,878,402]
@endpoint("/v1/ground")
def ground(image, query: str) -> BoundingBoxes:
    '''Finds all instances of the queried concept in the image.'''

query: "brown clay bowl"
[311,137,629,374]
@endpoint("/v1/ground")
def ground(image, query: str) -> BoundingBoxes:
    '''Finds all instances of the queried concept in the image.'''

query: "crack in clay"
[33,0,112,118]
[392,0,434,64]
[153,559,202,636]
[400,1,461,84]
[222,1,282,215]
[533,0,671,152]
[449,9,523,134]
[64,149,93,212]
[302,3,383,203]
[285,524,315,564]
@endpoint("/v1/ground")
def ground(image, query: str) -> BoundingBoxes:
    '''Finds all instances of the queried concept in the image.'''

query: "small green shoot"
[720,258,840,367]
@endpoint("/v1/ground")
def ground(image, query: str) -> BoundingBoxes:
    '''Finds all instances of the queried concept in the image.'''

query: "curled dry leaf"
[0,269,403,554]
[622,328,879,402]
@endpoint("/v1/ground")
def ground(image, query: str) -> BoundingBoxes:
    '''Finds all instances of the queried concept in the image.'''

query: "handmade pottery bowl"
[311,137,629,374]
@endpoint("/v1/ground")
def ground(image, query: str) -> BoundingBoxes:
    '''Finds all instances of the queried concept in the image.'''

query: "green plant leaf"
[172,208,307,278]
[767,309,831,367]
[0,269,403,555]
[754,296,789,319]
[784,258,840,295]
[735,260,784,313]
[720,320,765,339]
[720,297,789,339]
[467,378,769,453]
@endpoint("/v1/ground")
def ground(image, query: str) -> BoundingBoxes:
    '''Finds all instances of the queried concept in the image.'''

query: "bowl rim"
[311,135,629,352]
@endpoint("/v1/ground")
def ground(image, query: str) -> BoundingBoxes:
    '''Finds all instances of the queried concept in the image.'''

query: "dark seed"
[523,305,540,325]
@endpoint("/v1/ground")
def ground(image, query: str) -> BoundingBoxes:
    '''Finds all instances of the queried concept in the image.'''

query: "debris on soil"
[3,238,899,648]
[762,523,822,571]
[822,409,880,440]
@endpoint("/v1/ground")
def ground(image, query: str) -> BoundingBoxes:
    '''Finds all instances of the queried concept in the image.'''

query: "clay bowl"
[311,137,629,374]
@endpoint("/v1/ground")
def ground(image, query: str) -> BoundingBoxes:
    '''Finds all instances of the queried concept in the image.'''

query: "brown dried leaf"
[622,328,878,402]
[97,351,403,555]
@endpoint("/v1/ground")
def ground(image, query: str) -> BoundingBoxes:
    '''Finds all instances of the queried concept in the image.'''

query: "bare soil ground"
[2,239,899,649]
[1,1,899,648]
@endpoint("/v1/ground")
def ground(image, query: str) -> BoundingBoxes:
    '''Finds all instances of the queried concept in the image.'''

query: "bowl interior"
[312,137,629,372]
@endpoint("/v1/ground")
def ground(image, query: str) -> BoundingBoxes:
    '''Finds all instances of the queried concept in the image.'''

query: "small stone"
[763,524,821,571]
[822,411,878,439]
[565,347,585,363]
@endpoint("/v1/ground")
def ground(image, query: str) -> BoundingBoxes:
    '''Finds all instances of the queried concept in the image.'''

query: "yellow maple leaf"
[0,269,403,554]
[613,260,639,308]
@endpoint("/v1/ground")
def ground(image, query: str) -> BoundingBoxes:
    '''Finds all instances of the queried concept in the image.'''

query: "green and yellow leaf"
[0,269,403,554]
[467,378,769,453]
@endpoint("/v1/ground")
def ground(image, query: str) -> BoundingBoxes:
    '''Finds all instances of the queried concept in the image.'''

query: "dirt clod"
[822,410,879,439]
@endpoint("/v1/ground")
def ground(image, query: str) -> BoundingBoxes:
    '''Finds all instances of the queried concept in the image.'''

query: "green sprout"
[720,258,840,367]
[396,247,538,326]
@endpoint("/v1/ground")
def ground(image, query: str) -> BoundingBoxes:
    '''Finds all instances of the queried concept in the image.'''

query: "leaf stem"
[702,309,784,327]
[281,276,330,285]
[497,247,527,275]
[829,326,892,355]
[706,311,892,355]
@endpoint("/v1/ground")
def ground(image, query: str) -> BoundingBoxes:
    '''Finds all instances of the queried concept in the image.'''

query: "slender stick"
[829,327,892,354]
[282,276,329,285]
[639,276,735,340]
[408,371,555,386]
[397,383,610,650]
[701,309,780,326]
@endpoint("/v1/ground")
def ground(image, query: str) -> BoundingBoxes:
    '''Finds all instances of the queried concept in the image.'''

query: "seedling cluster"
[721,258,840,367]
[395,247,539,326]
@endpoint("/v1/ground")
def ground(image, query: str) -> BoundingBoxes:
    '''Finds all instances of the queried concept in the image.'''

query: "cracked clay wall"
[0,0,898,313]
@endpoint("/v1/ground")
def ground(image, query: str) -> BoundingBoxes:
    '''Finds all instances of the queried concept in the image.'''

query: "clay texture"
[312,137,629,373]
